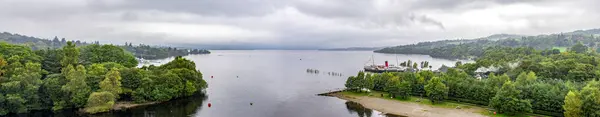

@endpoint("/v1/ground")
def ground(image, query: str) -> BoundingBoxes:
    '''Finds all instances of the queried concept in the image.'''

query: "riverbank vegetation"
[0,41,207,115]
[347,42,600,117]
[0,32,210,60]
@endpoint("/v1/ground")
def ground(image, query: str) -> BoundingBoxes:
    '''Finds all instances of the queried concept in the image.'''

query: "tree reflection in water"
[345,101,373,117]
[344,101,406,117]
[93,93,208,117]
[4,93,208,117]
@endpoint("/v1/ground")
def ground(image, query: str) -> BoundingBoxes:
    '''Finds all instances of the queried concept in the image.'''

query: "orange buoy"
[208,103,212,107]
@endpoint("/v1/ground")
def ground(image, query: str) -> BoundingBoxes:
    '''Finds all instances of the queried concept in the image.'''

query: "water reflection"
[6,94,207,117]
[344,101,406,117]
[345,101,373,117]
[96,94,207,117]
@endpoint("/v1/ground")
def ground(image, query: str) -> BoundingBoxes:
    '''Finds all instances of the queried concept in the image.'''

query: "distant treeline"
[375,29,600,59]
[0,32,210,60]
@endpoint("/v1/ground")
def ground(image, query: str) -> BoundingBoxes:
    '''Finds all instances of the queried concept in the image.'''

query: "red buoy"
[208,103,212,107]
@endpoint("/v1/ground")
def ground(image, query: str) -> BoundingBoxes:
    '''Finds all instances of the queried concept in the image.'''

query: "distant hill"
[0,32,210,59]
[375,28,600,59]
[319,47,383,51]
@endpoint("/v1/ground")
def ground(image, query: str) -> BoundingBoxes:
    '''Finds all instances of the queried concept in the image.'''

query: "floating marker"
[250,103,253,105]
[208,103,212,107]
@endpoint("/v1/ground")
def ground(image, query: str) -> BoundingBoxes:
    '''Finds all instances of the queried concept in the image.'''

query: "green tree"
[120,68,145,94]
[61,41,79,67]
[424,77,448,104]
[563,91,582,117]
[86,63,107,91]
[84,91,115,114]
[372,73,392,91]
[42,74,68,111]
[150,71,184,101]
[396,80,412,100]
[413,62,418,69]
[159,56,196,70]
[345,76,359,91]
[0,62,44,113]
[61,65,91,108]
[385,76,400,98]
[0,94,6,115]
[35,49,63,73]
[486,73,509,90]
[515,71,537,86]
[361,73,374,90]
[580,80,600,117]
[489,81,532,115]
[571,41,588,53]
[80,44,138,67]
[167,68,206,95]
[100,68,122,96]
[5,94,27,113]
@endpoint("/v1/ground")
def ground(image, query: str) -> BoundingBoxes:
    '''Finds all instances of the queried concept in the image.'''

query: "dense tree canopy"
[424,77,448,104]
[80,44,137,67]
[563,91,582,117]
[0,42,208,115]
[347,42,600,116]
[489,81,533,115]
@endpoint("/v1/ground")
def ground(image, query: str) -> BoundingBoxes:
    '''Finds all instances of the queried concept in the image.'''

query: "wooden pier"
[317,88,347,96]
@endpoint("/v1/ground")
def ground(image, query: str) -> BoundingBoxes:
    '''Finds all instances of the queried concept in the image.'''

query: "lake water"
[13,50,461,117]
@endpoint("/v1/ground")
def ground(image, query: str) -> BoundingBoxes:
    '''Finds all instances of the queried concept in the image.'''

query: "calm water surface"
[14,50,461,117]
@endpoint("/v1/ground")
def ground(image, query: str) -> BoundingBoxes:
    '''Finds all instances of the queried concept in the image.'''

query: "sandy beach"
[328,92,488,117]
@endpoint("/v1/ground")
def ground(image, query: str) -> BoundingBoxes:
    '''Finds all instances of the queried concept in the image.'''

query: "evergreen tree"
[61,41,79,67]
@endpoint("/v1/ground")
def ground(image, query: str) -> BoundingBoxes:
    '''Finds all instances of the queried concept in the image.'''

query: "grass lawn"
[341,91,473,109]
[340,91,550,117]
[552,47,568,52]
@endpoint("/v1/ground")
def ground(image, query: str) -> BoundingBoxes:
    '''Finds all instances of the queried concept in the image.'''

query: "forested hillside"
[376,29,600,59]
[0,32,210,60]
[0,41,207,115]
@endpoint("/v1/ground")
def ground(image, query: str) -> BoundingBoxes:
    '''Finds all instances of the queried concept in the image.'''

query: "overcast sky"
[1,0,600,49]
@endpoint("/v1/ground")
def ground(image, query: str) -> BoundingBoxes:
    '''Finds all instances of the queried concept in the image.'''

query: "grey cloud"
[410,0,558,10]
[409,15,445,30]
[103,0,285,17]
